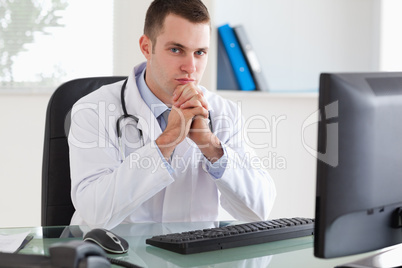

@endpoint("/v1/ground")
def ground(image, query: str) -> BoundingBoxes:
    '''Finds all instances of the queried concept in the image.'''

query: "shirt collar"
[136,67,169,119]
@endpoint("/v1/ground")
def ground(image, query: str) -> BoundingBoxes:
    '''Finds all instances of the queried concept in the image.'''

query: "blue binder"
[218,24,256,91]
[217,32,239,90]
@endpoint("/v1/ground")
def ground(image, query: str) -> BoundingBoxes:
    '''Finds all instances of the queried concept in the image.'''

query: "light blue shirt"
[136,67,227,179]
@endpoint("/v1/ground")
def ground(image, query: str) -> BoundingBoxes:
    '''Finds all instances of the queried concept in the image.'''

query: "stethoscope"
[116,78,213,159]
[116,78,144,160]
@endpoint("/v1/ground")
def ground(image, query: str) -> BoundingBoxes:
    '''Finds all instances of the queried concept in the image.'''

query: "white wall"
[218,92,319,219]
[0,93,51,227]
[380,0,402,71]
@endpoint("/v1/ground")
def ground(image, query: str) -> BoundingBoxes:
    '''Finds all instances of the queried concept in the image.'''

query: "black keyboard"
[146,217,314,254]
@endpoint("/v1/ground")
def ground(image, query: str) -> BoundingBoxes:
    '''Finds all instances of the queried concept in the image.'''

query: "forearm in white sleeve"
[68,105,173,229]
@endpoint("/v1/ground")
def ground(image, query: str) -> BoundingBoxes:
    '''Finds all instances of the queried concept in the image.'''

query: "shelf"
[216,90,318,99]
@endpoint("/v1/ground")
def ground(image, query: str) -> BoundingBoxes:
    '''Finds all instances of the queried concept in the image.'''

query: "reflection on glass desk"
[0,221,378,268]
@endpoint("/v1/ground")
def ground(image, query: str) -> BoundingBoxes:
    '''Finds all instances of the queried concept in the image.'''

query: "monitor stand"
[336,244,402,268]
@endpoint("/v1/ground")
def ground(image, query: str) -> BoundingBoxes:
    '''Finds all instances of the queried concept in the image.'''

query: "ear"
[139,34,152,60]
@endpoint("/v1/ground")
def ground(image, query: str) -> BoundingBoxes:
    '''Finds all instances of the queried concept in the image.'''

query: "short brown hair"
[144,0,210,46]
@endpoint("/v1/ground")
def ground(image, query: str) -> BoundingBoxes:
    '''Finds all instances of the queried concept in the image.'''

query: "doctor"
[68,0,276,229]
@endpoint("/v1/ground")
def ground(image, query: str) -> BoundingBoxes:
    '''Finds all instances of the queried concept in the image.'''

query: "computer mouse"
[83,228,129,254]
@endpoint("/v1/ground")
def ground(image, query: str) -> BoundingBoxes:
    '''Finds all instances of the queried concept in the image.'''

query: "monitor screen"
[314,72,402,261]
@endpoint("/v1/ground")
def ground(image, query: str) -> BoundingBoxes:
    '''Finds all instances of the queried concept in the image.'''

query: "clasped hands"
[156,83,223,162]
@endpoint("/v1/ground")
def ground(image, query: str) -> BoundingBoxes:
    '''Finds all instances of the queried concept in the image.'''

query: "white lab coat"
[68,62,276,229]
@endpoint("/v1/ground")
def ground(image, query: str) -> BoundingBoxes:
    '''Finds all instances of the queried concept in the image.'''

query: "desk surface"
[1,222,375,268]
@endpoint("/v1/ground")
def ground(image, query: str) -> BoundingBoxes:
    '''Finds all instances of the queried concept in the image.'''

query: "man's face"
[142,14,210,105]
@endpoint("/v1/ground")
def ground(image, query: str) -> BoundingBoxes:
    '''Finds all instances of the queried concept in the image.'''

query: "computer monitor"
[314,72,402,266]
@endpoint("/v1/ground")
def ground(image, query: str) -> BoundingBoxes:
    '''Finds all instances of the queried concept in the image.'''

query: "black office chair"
[42,76,126,226]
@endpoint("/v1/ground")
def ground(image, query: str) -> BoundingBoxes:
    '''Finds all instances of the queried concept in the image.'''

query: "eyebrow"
[165,41,208,51]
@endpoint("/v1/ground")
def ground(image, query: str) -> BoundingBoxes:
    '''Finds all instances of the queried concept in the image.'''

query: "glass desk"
[0,222,377,268]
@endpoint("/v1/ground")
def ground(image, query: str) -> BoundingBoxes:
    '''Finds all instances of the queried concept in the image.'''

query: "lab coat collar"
[125,62,162,143]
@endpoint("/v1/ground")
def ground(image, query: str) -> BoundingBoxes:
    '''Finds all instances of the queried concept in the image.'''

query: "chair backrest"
[42,76,126,226]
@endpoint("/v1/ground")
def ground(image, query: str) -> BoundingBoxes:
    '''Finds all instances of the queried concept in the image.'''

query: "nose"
[181,55,196,74]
